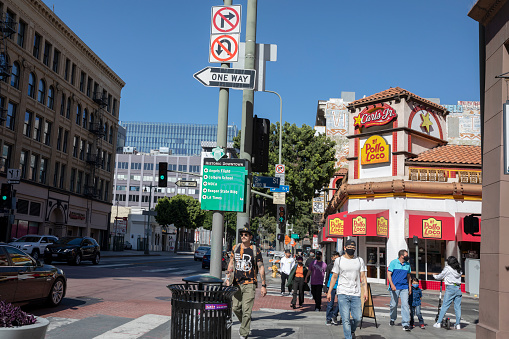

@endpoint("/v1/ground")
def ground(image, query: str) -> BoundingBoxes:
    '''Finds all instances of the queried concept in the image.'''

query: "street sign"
[269,185,289,193]
[252,176,280,188]
[273,192,286,204]
[7,168,20,184]
[209,33,239,63]
[291,234,299,239]
[194,67,256,90]
[275,164,285,174]
[142,210,157,216]
[211,5,241,34]
[175,180,197,188]
[201,158,248,212]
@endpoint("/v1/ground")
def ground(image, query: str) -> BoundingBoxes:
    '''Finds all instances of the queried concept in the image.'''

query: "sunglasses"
[240,233,250,237]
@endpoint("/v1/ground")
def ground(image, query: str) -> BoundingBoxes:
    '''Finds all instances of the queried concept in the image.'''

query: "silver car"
[194,246,211,261]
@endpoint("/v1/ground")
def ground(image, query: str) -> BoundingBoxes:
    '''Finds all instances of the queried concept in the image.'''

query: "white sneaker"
[456,324,461,330]
[433,322,441,328]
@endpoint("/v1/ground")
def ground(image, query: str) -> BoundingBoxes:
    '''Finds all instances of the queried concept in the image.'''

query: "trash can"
[168,275,238,339]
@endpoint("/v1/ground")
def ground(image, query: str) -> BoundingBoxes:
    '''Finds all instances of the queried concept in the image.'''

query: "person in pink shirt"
[305,250,328,311]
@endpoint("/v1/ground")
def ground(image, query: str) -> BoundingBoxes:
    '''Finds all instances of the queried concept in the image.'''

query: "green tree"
[154,194,206,253]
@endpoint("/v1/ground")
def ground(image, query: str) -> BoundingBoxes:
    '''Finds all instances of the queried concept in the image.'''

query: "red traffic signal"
[277,204,286,225]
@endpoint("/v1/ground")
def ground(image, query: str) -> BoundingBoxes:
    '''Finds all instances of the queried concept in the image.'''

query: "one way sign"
[194,67,256,90]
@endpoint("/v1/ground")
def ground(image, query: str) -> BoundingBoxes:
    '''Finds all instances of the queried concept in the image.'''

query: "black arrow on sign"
[220,11,235,28]
[215,39,232,56]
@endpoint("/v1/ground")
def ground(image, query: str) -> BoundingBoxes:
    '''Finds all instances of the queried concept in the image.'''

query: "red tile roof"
[347,87,447,113]
[407,145,481,165]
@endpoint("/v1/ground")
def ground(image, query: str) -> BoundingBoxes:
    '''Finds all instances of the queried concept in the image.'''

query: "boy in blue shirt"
[387,249,412,331]
[409,278,425,329]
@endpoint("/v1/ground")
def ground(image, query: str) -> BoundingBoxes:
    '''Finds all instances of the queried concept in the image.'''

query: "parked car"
[194,246,211,261]
[44,237,100,265]
[0,244,66,307]
[8,235,59,261]
[202,249,229,270]
[124,241,133,250]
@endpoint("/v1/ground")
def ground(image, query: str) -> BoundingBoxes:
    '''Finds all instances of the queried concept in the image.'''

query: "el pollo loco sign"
[329,217,344,236]
[352,216,367,235]
[422,217,442,239]
[354,103,397,128]
[361,135,390,165]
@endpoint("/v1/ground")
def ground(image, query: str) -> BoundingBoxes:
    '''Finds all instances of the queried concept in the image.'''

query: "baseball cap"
[345,239,356,247]
[239,227,253,236]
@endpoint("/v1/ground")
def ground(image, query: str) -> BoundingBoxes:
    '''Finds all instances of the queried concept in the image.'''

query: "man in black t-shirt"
[226,227,267,339]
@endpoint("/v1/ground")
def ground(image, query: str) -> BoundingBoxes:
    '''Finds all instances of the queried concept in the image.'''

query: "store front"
[457,217,481,273]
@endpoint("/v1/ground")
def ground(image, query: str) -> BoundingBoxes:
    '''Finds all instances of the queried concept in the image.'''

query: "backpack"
[232,243,259,285]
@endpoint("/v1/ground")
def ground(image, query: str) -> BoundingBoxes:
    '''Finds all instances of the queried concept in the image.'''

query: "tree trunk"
[174,227,179,253]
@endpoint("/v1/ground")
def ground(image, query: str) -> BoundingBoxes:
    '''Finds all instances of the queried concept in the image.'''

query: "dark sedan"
[202,249,228,270]
[44,236,100,265]
[0,244,66,307]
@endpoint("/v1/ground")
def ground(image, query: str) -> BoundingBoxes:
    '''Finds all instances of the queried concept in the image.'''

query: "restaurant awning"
[344,210,389,237]
[457,216,481,242]
[408,212,455,241]
[325,212,349,238]
[319,227,337,243]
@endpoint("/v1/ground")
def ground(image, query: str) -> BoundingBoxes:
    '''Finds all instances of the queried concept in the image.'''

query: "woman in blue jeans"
[433,256,463,330]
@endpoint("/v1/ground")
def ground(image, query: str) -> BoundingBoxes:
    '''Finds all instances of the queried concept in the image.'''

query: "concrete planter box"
[0,317,49,339]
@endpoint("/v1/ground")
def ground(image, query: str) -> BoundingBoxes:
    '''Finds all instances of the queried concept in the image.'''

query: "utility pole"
[144,183,154,255]
[209,0,232,279]
[236,0,257,243]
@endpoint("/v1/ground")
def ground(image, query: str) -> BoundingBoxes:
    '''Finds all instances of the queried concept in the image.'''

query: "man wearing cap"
[327,240,368,339]
[305,250,328,311]
[226,227,267,339]
[279,249,295,296]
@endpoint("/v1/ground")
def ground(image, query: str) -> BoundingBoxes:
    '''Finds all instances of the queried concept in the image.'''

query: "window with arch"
[76,104,81,125]
[83,108,88,129]
[38,79,46,104]
[47,86,55,109]
[10,62,20,89]
[28,73,36,98]
[66,97,71,119]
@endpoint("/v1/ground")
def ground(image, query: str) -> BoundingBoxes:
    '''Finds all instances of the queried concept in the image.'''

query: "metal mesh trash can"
[168,275,238,339]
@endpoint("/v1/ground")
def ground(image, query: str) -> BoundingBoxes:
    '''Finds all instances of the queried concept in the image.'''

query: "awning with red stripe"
[343,210,389,237]
[457,217,481,242]
[325,212,349,238]
[408,212,455,241]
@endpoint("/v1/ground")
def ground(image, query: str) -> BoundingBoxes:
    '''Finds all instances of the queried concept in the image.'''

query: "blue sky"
[41,0,479,128]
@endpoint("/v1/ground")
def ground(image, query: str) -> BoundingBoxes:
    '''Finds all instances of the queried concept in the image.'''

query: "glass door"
[366,245,386,284]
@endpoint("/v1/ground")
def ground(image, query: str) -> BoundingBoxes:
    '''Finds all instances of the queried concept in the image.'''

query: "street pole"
[264,90,282,251]
[236,0,257,243]
[144,183,153,255]
[209,0,232,279]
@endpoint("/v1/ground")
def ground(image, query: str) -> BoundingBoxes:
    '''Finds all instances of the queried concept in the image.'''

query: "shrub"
[0,300,37,327]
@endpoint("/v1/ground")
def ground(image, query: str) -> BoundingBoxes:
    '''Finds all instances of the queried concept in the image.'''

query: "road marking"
[46,317,79,332]
[88,264,133,268]
[142,267,179,273]
[92,314,170,339]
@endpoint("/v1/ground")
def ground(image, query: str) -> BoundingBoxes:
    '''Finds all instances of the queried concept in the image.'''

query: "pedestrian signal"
[158,162,168,187]
[463,214,480,235]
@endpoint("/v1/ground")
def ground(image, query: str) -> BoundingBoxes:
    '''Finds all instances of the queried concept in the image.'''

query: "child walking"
[409,278,425,329]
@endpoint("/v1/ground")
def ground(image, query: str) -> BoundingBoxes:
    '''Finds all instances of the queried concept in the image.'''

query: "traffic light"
[251,115,270,173]
[0,183,11,209]
[464,214,480,235]
[277,204,286,226]
[158,162,168,187]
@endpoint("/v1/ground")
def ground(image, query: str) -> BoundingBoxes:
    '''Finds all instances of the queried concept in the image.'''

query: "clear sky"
[41,0,479,128]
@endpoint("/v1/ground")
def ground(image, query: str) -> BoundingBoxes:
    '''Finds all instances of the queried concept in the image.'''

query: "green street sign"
[291,234,299,239]
[201,158,248,212]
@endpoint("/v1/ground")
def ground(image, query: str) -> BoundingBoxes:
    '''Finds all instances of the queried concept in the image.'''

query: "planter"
[0,317,49,339]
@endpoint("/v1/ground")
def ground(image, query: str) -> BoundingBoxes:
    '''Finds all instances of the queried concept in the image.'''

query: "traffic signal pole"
[209,0,232,279]
[236,0,257,243]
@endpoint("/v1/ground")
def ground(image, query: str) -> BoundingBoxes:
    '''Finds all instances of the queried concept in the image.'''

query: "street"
[20,252,479,338]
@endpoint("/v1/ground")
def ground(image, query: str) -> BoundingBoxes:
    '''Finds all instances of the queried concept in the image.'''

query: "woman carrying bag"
[433,256,463,330]
[287,256,310,309]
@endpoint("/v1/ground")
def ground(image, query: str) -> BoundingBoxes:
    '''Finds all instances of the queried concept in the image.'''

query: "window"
[116,194,126,202]
[43,41,51,67]
[188,189,197,195]
[20,150,27,179]
[72,136,79,157]
[178,188,186,194]
[64,58,70,81]
[52,49,60,73]
[142,175,153,181]
[79,139,85,160]
[113,98,117,116]
[128,194,139,202]
[33,115,41,142]
[79,71,85,92]
[84,174,90,190]
[83,109,88,129]
[107,94,112,112]
[77,171,83,194]
[60,93,65,116]
[30,154,38,181]
[116,185,126,191]
[109,126,113,143]
[107,153,111,172]
[190,165,200,173]
[178,165,187,172]
[131,163,141,170]
[39,158,47,184]
[59,165,66,189]
[47,86,55,109]
[104,181,109,201]
[38,79,45,104]
[99,179,104,199]
[53,162,59,187]
[70,168,76,192]
[1,144,12,173]
[17,21,26,47]
[44,121,52,146]
[86,77,92,97]
[6,102,15,130]
[76,104,81,125]
[71,64,76,85]
[33,33,41,59]
[62,130,69,153]
[5,247,33,267]
[56,127,62,151]
[28,73,35,98]
[23,111,32,137]
[66,97,71,119]
[102,150,106,169]
[10,62,19,89]
[143,163,154,171]
[103,122,108,141]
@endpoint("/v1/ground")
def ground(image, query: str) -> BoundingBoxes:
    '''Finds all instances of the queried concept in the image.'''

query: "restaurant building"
[321,87,482,289]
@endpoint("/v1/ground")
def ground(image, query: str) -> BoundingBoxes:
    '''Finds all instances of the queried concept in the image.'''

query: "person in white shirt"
[433,256,463,330]
[279,250,295,296]
[326,240,368,339]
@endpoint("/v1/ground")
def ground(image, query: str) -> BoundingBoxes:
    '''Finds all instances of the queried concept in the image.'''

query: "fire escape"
[0,13,15,123]
[84,90,107,198]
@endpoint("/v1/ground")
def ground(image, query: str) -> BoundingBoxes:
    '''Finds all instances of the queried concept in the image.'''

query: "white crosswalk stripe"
[92,314,170,339]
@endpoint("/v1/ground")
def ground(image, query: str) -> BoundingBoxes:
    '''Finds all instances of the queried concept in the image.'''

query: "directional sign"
[194,67,256,90]
[211,5,241,34]
[175,180,197,188]
[209,34,239,63]
[252,176,280,188]
[269,185,289,193]
[7,168,20,184]
[201,158,248,212]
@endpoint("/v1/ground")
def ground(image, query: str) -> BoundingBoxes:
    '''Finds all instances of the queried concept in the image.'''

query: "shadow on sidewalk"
[249,328,296,338]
